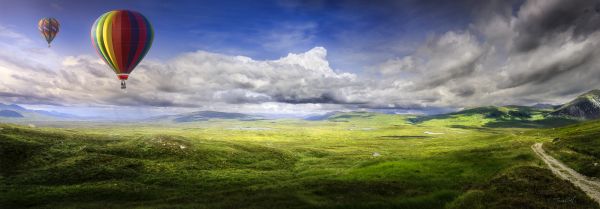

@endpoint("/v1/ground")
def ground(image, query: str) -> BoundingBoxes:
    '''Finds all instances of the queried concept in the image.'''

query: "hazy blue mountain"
[0,110,23,118]
[0,103,84,121]
[174,111,256,122]
[303,111,342,121]
[31,110,82,119]
[0,104,26,111]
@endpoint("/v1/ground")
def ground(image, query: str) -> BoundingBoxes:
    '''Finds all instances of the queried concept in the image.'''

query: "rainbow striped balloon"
[38,17,59,47]
[91,10,154,89]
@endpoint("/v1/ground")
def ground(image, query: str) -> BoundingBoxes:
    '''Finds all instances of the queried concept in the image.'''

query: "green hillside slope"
[411,106,577,128]
[543,119,600,177]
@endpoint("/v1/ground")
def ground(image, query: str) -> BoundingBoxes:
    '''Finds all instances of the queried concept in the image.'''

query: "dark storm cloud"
[369,0,600,108]
[513,0,600,52]
[106,93,194,108]
[0,91,63,106]
[421,54,481,89]
[380,30,485,93]
[500,46,596,89]
[272,93,337,104]
[451,86,476,98]
[485,0,600,104]
[554,86,593,97]
[272,92,366,105]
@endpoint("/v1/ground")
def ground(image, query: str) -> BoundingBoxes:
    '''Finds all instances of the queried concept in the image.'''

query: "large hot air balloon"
[91,10,154,89]
[38,17,59,47]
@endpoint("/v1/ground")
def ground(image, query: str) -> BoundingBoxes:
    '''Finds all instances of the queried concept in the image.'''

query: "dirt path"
[532,143,600,204]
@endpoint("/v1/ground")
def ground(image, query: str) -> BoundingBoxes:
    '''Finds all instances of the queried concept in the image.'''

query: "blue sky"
[0,0,474,72]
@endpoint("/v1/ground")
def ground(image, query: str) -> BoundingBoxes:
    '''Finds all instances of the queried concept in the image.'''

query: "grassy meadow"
[543,120,600,178]
[1,112,598,208]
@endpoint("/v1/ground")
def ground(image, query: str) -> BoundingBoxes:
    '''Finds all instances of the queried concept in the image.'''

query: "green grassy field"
[1,112,598,208]
[542,119,600,177]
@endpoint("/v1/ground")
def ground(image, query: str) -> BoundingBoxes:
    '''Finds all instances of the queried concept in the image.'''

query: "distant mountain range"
[550,90,600,120]
[148,111,262,123]
[412,90,600,122]
[0,89,599,123]
[303,111,342,121]
[0,104,27,111]
[0,103,81,121]
[303,111,379,121]
[293,89,600,129]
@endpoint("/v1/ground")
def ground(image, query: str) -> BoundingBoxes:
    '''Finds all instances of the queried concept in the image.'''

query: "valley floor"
[1,113,599,208]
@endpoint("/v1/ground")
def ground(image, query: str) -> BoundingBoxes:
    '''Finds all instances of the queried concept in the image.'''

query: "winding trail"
[531,143,600,204]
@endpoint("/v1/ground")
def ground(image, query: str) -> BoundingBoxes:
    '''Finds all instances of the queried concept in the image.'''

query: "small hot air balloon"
[38,17,59,47]
[91,10,154,89]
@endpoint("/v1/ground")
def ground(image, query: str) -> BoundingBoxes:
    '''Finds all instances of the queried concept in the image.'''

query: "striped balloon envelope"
[91,10,154,89]
[38,17,60,47]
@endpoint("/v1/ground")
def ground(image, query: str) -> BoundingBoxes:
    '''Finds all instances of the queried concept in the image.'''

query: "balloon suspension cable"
[120,80,126,90]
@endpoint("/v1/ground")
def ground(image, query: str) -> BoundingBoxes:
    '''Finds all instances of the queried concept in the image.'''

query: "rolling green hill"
[0,114,597,208]
[409,105,577,128]
[3,91,600,208]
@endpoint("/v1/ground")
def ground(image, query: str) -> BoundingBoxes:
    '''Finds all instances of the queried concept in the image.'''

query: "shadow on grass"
[447,166,599,209]
[483,117,579,128]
